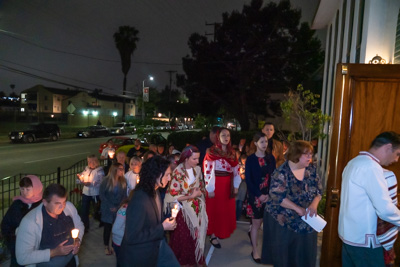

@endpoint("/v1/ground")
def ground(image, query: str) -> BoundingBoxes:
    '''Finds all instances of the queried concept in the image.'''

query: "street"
[0,136,134,179]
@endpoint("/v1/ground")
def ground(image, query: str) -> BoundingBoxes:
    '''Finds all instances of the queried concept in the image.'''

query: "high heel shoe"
[251,252,261,264]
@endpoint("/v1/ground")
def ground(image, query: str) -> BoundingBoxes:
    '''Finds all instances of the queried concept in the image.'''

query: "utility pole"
[165,70,176,121]
[205,22,221,42]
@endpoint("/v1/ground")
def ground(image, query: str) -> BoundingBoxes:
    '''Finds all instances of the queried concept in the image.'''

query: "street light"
[142,75,154,120]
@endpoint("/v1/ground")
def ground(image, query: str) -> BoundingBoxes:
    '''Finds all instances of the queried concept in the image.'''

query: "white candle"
[171,204,179,218]
[108,150,115,159]
[136,177,140,184]
[71,229,79,239]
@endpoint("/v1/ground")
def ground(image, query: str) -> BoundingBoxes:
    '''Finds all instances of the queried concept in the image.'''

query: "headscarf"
[204,128,238,167]
[13,175,43,204]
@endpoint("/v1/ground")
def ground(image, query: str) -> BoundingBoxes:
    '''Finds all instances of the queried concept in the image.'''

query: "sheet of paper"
[301,214,327,232]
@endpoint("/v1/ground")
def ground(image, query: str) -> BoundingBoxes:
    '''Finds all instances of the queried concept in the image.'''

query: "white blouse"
[203,158,241,193]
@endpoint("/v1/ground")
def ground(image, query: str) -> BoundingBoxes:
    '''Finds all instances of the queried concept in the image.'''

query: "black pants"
[103,222,113,246]
[81,194,100,230]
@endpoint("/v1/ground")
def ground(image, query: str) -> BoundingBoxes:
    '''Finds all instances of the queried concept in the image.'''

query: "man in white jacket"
[16,183,84,267]
[339,131,400,267]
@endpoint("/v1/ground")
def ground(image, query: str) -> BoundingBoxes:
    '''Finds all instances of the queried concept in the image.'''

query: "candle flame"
[71,229,79,239]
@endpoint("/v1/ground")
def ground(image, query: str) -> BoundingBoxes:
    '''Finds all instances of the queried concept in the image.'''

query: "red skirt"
[169,212,205,265]
[206,175,236,238]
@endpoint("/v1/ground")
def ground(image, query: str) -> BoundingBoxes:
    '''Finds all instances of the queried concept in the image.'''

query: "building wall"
[313,0,400,186]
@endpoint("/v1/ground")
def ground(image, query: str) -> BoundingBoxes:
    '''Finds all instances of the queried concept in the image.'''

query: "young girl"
[111,191,133,259]
[245,132,276,263]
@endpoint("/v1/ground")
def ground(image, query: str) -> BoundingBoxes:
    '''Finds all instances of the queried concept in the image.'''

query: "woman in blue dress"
[245,132,276,263]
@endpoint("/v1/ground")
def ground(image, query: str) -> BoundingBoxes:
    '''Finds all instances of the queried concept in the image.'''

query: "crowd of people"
[3,124,400,267]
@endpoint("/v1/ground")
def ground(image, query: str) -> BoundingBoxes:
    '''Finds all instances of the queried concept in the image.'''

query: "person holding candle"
[118,156,179,267]
[124,156,142,196]
[76,154,104,232]
[15,183,84,267]
[99,162,127,255]
[164,145,208,266]
[245,132,276,263]
[203,127,241,248]
[1,175,43,267]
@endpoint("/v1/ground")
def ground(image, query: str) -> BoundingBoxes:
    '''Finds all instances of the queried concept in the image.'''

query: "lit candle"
[171,204,179,218]
[136,177,140,184]
[71,228,79,245]
[108,150,115,159]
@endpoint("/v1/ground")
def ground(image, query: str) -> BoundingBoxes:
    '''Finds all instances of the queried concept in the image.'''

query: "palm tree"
[113,26,139,120]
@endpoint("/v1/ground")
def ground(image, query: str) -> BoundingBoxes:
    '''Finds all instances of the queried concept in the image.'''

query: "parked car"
[109,122,136,135]
[117,133,167,155]
[9,123,60,143]
[98,137,135,154]
[226,121,241,131]
[77,125,110,138]
[144,125,154,132]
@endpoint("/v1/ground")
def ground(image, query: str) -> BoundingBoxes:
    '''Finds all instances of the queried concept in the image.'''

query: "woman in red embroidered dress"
[164,145,208,267]
[203,128,241,248]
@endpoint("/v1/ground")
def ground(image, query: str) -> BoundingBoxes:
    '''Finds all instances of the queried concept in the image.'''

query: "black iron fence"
[0,158,92,223]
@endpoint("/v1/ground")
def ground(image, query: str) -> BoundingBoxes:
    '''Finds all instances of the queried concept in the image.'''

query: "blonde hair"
[105,163,127,191]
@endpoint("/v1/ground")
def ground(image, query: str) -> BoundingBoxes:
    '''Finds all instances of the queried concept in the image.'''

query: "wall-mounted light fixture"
[369,54,386,64]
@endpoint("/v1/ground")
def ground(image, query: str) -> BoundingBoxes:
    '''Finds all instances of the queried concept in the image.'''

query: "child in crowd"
[112,193,133,259]
[236,154,247,220]
[124,156,142,196]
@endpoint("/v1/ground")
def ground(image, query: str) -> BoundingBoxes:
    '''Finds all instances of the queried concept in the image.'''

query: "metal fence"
[0,158,91,223]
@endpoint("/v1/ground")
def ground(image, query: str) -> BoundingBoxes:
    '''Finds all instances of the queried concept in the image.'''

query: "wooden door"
[320,63,400,266]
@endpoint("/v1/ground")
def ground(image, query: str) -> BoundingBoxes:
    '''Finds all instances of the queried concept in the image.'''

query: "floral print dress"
[265,161,322,233]
[245,153,276,219]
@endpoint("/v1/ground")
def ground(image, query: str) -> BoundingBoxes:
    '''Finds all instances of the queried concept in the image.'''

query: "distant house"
[19,85,137,125]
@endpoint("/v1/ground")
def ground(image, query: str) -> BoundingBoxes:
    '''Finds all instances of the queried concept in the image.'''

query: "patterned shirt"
[265,161,322,233]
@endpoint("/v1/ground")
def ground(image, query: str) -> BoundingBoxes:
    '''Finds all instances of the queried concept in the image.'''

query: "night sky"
[0,0,322,96]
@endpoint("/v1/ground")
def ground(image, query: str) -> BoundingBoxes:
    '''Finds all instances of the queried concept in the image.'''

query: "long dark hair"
[135,156,170,197]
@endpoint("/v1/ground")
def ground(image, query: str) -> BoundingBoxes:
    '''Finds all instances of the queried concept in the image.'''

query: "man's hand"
[207,191,215,198]
[72,238,80,255]
[50,240,74,258]
[162,217,177,231]
[233,188,238,195]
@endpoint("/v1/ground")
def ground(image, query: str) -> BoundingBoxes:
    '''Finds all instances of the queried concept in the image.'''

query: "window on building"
[44,95,48,101]
[44,105,48,110]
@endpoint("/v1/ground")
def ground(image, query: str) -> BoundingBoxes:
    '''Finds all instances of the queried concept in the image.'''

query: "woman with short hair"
[262,140,322,267]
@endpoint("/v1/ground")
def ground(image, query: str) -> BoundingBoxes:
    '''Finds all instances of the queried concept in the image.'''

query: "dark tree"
[181,0,324,130]
[114,26,139,120]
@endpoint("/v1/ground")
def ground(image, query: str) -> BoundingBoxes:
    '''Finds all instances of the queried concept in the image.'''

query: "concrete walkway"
[3,218,321,266]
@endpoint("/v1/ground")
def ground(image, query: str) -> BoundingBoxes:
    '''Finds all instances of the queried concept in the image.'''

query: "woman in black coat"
[1,175,43,267]
[118,156,179,267]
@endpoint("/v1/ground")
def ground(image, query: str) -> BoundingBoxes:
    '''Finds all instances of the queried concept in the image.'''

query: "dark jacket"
[118,189,165,267]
